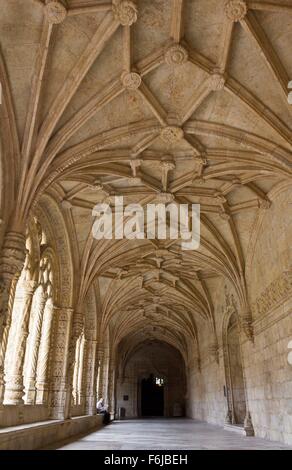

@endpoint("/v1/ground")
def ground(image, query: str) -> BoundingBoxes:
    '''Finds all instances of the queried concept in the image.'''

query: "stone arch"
[35,193,75,308]
[116,339,187,419]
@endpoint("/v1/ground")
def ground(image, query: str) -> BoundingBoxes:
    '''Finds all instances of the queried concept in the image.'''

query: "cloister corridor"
[0,0,292,452]
[53,419,292,451]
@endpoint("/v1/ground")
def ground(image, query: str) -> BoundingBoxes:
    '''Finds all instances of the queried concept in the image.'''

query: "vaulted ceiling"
[1,0,292,359]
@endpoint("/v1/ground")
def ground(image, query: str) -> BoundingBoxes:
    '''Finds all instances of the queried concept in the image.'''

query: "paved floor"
[55,419,292,450]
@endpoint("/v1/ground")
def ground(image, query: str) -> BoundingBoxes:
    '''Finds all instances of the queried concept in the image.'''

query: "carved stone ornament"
[224,0,247,22]
[121,71,142,90]
[61,199,72,210]
[165,44,188,66]
[258,199,271,210]
[209,71,226,91]
[113,0,138,26]
[160,159,176,171]
[155,192,175,204]
[45,1,67,24]
[240,309,254,342]
[219,210,231,221]
[87,181,103,192]
[160,126,184,144]
[73,312,84,338]
[0,232,26,279]
[251,269,292,317]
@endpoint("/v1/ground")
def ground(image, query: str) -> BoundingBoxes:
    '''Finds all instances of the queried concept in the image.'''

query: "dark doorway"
[141,374,164,416]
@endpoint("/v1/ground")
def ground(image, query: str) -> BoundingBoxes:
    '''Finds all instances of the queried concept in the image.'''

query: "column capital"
[240,307,254,342]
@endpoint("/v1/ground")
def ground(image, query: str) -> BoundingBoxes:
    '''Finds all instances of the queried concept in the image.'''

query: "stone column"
[238,315,255,436]
[0,232,26,404]
[84,339,98,415]
[107,360,116,418]
[77,335,85,406]
[64,312,84,419]
[24,285,47,404]
[72,335,81,405]
[0,277,18,403]
[48,307,73,420]
[209,327,219,364]
[96,347,105,399]
[35,297,55,404]
[4,279,37,405]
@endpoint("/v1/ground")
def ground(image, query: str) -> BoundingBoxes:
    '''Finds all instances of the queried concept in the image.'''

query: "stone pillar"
[24,285,47,404]
[35,297,55,404]
[0,277,18,403]
[77,335,85,406]
[0,232,26,404]
[107,360,116,418]
[4,279,37,405]
[84,339,98,415]
[209,327,219,364]
[72,335,81,405]
[48,307,73,420]
[64,312,83,419]
[96,347,105,400]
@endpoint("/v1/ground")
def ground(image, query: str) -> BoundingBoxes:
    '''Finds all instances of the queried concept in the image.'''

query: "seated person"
[96,397,110,424]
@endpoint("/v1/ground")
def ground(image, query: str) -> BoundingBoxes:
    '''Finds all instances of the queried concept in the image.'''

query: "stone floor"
[54,419,292,450]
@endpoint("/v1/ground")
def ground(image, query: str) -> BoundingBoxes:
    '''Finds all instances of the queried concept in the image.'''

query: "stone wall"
[187,296,292,445]
[0,415,103,450]
[186,189,292,445]
[243,299,292,445]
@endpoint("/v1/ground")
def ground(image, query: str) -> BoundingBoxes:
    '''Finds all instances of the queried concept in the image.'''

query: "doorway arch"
[116,340,186,418]
[140,374,165,417]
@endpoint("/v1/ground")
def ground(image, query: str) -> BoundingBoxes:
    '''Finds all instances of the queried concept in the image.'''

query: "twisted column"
[0,232,26,404]
[35,298,55,404]
[4,279,37,405]
[24,285,47,404]
[0,277,18,403]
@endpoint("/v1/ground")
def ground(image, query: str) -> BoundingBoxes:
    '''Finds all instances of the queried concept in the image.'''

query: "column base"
[3,377,25,406]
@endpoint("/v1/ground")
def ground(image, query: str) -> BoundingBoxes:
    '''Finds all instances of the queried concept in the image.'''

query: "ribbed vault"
[0,0,292,367]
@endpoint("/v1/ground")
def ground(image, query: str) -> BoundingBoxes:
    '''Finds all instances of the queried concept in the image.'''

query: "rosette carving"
[224,0,247,22]
[121,72,142,90]
[45,1,67,25]
[113,0,138,26]
[165,44,188,66]
[160,126,184,144]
